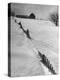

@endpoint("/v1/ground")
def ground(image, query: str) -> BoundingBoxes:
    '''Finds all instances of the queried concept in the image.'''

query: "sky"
[11,3,58,20]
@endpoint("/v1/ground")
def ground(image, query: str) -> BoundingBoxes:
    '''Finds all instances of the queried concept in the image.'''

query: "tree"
[49,12,59,26]
[29,13,35,19]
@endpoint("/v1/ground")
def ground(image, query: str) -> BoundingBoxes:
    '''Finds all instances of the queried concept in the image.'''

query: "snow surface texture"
[11,17,58,77]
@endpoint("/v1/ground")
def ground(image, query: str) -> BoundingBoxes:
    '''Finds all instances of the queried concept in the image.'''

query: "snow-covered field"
[10,17,58,77]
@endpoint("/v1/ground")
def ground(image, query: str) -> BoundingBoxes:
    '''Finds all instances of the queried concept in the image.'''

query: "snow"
[10,17,58,76]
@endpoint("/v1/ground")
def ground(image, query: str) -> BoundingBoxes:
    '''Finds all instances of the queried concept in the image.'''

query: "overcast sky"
[11,3,58,20]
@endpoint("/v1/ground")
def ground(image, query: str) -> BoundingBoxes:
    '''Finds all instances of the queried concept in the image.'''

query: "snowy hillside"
[11,17,58,76]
